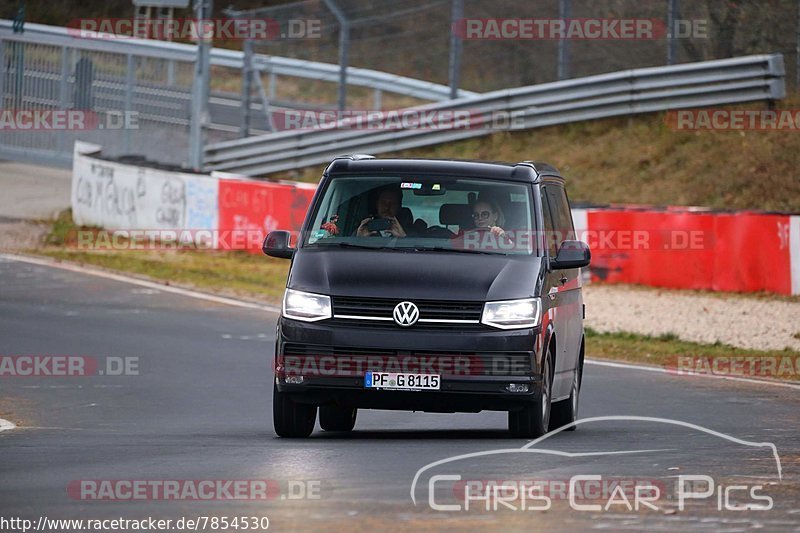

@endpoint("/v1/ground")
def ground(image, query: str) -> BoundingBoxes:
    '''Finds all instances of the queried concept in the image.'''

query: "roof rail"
[514,161,538,172]
[324,154,376,175]
[515,160,561,176]
[333,154,376,161]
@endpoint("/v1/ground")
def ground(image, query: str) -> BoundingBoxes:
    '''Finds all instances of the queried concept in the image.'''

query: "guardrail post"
[167,59,176,87]
[0,40,5,150]
[58,46,71,155]
[448,0,463,99]
[189,0,213,170]
[124,53,135,154]
[323,0,349,111]
[337,21,350,111]
[59,46,71,109]
[254,71,275,132]
[12,40,24,109]
[269,72,277,100]
[557,0,571,80]
[667,0,679,65]
[0,40,6,109]
[373,88,382,110]
[240,39,253,137]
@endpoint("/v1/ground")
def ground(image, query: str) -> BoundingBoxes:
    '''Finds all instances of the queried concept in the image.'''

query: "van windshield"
[303,176,537,255]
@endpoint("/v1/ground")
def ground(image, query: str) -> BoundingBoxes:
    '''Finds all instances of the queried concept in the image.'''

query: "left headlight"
[481,298,542,330]
[282,289,332,322]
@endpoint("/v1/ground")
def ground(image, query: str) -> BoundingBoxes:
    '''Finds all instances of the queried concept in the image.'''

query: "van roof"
[324,156,563,183]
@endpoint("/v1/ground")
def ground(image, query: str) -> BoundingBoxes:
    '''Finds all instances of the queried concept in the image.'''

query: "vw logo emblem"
[393,301,419,327]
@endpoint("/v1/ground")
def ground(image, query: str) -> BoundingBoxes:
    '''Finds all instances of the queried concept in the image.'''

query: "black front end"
[274,303,545,413]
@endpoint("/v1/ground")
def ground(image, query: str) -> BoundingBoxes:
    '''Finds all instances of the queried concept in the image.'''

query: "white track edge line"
[587,359,800,390]
[0,418,16,432]
[0,253,281,313]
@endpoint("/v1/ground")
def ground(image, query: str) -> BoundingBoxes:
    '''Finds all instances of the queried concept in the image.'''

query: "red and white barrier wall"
[71,143,800,295]
[572,207,799,295]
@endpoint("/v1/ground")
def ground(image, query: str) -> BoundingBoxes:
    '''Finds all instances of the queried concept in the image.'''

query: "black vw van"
[263,156,590,438]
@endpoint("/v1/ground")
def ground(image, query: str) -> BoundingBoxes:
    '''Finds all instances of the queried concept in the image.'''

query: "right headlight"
[282,289,332,322]
[481,298,542,330]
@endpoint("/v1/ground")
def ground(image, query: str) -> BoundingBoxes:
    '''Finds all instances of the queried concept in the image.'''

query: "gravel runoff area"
[584,283,800,351]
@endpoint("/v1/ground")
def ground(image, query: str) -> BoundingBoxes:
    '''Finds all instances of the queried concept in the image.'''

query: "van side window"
[540,188,558,257]
[545,185,574,249]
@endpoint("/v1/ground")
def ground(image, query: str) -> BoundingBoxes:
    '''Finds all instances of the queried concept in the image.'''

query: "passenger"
[470,198,509,241]
[356,185,411,237]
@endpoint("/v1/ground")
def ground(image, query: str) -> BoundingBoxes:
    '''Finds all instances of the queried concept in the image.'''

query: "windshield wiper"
[412,245,501,255]
[316,241,405,251]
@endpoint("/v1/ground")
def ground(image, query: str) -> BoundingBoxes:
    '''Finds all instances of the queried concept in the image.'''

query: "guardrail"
[0,21,475,102]
[204,54,786,176]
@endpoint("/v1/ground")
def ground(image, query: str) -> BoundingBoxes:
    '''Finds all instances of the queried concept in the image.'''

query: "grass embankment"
[586,329,799,381]
[39,211,290,303]
[276,97,800,213]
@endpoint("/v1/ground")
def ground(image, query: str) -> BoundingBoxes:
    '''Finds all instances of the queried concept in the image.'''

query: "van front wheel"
[508,349,552,438]
[273,384,316,438]
[549,363,580,431]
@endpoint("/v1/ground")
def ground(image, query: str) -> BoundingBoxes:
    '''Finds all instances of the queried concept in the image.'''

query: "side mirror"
[551,239,591,270]
[262,230,294,259]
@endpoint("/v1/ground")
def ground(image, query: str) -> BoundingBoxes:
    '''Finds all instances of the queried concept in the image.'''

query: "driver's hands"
[386,216,406,238]
[490,226,509,240]
[356,216,406,237]
[357,217,374,237]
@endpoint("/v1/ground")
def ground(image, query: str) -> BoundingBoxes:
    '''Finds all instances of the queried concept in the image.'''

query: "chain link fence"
[237,0,799,99]
[0,36,206,167]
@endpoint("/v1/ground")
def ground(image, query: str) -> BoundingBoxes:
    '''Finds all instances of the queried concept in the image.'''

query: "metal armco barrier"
[204,54,786,176]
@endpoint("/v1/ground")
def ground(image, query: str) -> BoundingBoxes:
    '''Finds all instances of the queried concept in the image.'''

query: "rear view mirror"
[262,230,294,259]
[551,240,591,269]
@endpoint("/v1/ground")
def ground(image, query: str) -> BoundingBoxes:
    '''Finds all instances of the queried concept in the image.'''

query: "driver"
[356,185,411,237]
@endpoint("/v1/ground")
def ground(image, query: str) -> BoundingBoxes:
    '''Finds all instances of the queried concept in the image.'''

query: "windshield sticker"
[401,182,422,189]
[309,229,328,244]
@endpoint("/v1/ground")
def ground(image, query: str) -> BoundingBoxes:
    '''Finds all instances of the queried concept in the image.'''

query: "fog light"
[285,375,305,384]
[506,383,529,393]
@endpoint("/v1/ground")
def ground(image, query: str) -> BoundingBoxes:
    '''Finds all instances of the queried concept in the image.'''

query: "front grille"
[331,296,484,329]
[326,318,485,330]
[281,343,533,377]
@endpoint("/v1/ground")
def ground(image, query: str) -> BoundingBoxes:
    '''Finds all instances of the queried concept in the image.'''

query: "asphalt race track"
[1,256,799,531]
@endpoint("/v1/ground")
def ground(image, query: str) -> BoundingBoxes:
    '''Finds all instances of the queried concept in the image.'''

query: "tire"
[550,337,585,432]
[273,383,316,438]
[319,405,357,432]
[550,362,581,431]
[508,347,552,438]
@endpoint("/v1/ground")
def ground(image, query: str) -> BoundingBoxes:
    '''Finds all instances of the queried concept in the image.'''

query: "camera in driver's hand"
[366,217,392,232]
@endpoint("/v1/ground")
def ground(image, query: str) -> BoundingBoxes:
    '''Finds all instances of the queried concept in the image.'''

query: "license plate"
[365,371,440,390]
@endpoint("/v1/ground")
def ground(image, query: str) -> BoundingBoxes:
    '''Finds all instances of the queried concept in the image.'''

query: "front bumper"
[273,317,544,413]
